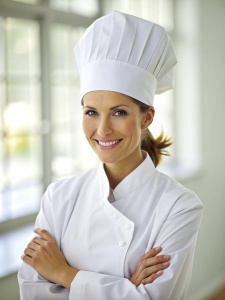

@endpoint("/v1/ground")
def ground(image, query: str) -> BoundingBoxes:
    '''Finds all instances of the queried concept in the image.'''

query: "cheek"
[82,118,94,138]
[117,119,141,137]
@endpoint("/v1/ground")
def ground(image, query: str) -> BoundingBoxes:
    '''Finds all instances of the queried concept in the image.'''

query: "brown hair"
[131,98,173,167]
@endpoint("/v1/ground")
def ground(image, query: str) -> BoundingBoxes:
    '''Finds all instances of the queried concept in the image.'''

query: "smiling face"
[82,91,154,170]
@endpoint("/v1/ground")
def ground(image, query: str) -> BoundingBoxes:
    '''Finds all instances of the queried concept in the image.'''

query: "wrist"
[59,266,79,290]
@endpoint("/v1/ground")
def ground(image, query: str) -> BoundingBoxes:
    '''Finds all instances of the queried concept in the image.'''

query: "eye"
[85,110,98,116]
[113,110,127,116]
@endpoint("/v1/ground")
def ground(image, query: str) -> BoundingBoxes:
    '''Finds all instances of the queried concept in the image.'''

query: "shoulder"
[54,166,98,189]
[45,166,99,200]
[154,169,204,212]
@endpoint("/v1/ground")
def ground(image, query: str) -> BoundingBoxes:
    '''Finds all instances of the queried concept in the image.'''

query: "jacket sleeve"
[69,192,204,300]
[17,183,69,300]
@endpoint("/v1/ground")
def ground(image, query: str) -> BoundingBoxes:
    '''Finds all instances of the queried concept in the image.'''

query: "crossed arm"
[21,228,171,290]
[19,183,203,300]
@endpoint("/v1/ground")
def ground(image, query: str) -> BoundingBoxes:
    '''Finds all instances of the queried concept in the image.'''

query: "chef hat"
[74,10,177,106]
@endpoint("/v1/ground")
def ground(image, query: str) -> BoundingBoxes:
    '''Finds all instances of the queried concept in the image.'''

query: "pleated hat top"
[74,10,177,106]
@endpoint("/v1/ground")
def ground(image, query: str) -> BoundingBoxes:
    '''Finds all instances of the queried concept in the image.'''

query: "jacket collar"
[98,151,156,201]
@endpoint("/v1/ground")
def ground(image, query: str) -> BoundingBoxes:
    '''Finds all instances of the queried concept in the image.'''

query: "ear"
[141,106,155,130]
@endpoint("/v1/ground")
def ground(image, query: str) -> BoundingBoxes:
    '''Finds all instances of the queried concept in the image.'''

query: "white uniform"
[18,153,203,300]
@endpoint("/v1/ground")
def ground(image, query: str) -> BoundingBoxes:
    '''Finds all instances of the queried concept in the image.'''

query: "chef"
[18,10,204,300]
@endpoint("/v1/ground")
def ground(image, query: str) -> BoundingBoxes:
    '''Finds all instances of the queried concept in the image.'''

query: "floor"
[206,287,225,300]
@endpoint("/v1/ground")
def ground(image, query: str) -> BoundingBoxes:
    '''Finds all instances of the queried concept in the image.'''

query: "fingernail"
[163,255,171,259]
[154,246,161,251]
[156,270,163,275]
[163,262,170,266]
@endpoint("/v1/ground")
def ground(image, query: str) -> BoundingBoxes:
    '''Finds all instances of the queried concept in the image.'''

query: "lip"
[94,139,123,149]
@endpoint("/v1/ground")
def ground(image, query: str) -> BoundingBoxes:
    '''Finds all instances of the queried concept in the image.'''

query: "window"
[0,17,42,222]
[50,24,98,180]
[50,0,99,16]
[12,0,39,4]
[0,1,99,224]
[0,0,200,226]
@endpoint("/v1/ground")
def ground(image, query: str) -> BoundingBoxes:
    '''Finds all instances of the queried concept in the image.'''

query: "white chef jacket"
[18,153,203,300]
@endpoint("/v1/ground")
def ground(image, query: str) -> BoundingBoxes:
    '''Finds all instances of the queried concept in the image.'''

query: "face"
[82,91,154,167]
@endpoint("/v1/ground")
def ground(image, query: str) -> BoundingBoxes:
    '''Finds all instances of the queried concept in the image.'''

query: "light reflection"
[4,102,29,134]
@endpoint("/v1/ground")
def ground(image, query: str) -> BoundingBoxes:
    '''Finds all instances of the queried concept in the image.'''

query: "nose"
[97,117,113,137]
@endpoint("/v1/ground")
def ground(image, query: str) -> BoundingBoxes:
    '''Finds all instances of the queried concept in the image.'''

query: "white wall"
[175,0,225,299]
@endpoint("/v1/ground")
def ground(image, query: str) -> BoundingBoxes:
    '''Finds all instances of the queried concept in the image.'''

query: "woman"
[18,10,203,300]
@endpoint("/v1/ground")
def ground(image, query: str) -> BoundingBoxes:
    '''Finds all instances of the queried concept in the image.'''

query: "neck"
[104,148,144,189]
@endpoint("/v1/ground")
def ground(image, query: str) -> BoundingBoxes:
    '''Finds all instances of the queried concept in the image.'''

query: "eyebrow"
[82,104,129,110]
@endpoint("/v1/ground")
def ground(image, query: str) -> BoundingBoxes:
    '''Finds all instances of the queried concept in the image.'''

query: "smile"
[95,139,122,148]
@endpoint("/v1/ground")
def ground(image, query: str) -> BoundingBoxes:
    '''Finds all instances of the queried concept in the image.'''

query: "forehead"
[82,91,133,107]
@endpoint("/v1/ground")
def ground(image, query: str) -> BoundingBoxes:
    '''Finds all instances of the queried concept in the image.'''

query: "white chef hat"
[74,10,177,106]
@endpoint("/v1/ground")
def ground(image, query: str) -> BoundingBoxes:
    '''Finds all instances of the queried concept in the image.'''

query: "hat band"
[80,59,157,106]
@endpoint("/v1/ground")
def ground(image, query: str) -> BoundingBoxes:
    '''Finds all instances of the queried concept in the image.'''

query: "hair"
[130,98,173,168]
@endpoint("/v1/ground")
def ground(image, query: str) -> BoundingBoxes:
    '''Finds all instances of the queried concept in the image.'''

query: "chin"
[98,156,119,164]
[95,152,122,164]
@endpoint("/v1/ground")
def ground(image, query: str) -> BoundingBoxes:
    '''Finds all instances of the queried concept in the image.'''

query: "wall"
[0,273,20,300]
[175,0,225,299]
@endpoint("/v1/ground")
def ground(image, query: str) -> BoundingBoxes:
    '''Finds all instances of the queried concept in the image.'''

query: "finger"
[150,261,170,274]
[136,247,163,276]
[144,254,171,267]
[27,241,40,251]
[142,246,162,260]
[31,236,45,246]
[138,253,170,276]
[142,270,163,285]
[138,261,170,283]
[137,247,162,271]
[21,254,34,267]
[23,248,35,258]
[34,229,54,241]
[130,247,165,287]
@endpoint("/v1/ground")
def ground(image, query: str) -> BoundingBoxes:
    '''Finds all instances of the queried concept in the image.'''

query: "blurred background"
[0,0,224,299]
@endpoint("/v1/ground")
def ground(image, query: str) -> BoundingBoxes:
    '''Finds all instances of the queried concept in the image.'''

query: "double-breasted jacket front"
[18,153,203,300]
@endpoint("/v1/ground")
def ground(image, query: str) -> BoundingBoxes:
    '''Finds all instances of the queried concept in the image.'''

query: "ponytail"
[130,97,173,167]
[141,128,173,167]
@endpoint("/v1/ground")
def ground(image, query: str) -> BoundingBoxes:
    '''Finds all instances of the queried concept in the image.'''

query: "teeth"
[98,140,120,146]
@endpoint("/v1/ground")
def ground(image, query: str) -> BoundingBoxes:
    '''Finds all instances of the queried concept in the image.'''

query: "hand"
[130,246,170,286]
[21,228,79,290]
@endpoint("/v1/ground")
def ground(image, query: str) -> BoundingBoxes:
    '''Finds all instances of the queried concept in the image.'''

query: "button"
[125,222,131,230]
[119,241,126,247]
